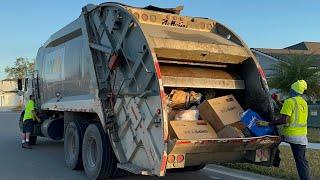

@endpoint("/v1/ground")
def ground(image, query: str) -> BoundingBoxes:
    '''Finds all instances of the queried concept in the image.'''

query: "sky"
[0,0,319,79]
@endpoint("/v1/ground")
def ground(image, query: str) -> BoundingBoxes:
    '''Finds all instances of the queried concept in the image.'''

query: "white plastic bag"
[174,106,199,120]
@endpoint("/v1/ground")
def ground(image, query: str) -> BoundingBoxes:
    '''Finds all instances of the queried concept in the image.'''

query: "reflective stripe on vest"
[282,97,307,137]
[290,97,307,128]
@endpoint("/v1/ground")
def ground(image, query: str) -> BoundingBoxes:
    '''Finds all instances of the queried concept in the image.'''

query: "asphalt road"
[0,112,276,180]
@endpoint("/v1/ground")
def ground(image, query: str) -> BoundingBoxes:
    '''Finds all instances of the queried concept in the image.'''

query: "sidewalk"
[281,142,320,150]
[0,108,11,112]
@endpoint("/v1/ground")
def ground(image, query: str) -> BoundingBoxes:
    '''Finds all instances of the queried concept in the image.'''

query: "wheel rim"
[87,136,98,168]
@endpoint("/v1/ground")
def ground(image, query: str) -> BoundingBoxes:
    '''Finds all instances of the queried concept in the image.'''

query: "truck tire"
[64,121,86,170]
[82,123,125,179]
[29,136,37,145]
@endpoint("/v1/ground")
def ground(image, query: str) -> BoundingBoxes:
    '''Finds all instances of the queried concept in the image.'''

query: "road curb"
[204,164,280,180]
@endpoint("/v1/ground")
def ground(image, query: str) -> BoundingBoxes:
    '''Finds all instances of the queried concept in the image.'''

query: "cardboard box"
[199,95,244,131]
[231,122,252,137]
[217,125,245,138]
[170,120,217,140]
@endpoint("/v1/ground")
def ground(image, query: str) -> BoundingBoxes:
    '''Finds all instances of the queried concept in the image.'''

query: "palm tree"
[268,54,320,100]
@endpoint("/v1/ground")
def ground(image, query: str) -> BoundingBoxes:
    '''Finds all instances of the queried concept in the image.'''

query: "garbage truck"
[18,2,281,179]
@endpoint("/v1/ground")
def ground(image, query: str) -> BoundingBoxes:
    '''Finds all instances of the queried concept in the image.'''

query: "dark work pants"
[289,143,311,180]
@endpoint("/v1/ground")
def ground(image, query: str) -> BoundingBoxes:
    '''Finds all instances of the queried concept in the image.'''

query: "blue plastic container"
[240,109,274,136]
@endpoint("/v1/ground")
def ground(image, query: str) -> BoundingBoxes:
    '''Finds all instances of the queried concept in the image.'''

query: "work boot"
[22,142,32,149]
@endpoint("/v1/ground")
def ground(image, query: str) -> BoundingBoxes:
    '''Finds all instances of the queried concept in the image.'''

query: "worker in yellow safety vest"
[257,80,310,180]
[22,95,41,149]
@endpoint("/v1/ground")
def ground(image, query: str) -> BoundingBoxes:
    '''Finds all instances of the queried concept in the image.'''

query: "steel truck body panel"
[34,2,280,177]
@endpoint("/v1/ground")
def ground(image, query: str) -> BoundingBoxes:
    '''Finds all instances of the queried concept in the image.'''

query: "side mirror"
[17,79,23,91]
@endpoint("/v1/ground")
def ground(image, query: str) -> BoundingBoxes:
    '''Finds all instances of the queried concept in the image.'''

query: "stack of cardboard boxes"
[199,95,247,138]
[169,94,249,140]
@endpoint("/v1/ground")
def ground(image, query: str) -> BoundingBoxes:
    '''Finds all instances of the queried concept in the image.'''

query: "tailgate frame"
[166,135,281,168]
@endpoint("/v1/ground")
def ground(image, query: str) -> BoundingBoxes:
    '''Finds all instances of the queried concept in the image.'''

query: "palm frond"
[268,54,320,99]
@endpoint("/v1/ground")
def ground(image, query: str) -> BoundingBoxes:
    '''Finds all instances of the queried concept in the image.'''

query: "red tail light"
[176,155,184,163]
[167,155,175,163]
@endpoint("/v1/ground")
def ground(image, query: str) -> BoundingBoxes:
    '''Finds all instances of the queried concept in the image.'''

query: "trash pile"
[167,90,274,140]
[168,90,202,121]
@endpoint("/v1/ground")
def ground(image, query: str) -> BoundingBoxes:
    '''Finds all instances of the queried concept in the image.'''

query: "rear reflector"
[142,14,148,21]
[177,155,184,163]
[258,67,266,79]
[176,140,192,145]
[167,155,175,163]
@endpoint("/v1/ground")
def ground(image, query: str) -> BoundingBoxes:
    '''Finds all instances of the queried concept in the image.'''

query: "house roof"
[1,78,18,82]
[285,42,320,52]
[252,42,320,66]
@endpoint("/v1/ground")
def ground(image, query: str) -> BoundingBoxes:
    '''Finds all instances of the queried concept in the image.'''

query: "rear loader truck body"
[18,2,281,179]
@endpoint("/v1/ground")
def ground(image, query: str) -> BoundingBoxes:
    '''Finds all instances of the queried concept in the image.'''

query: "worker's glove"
[271,93,278,100]
[256,120,270,127]
[271,93,281,103]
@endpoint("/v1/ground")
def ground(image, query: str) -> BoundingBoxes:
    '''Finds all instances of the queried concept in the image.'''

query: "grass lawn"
[222,146,320,180]
[307,128,320,143]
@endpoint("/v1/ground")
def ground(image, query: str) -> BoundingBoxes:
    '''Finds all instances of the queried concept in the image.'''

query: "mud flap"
[245,146,280,167]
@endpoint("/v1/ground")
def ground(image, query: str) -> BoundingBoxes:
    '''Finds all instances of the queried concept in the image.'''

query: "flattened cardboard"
[199,95,244,131]
[170,120,217,140]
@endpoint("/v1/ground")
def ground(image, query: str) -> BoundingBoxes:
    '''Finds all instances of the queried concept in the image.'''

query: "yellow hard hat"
[291,80,307,94]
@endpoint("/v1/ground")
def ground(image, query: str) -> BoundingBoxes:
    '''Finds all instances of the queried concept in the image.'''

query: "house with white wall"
[252,42,320,78]
[252,42,320,100]
[0,79,23,109]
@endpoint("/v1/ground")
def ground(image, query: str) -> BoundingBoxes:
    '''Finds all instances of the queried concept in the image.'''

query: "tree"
[268,54,320,99]
[5,57,34,79]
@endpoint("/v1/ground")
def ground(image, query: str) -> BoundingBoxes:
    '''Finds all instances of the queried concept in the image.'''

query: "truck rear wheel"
[64,121,85,170]
[82,123,123,179]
